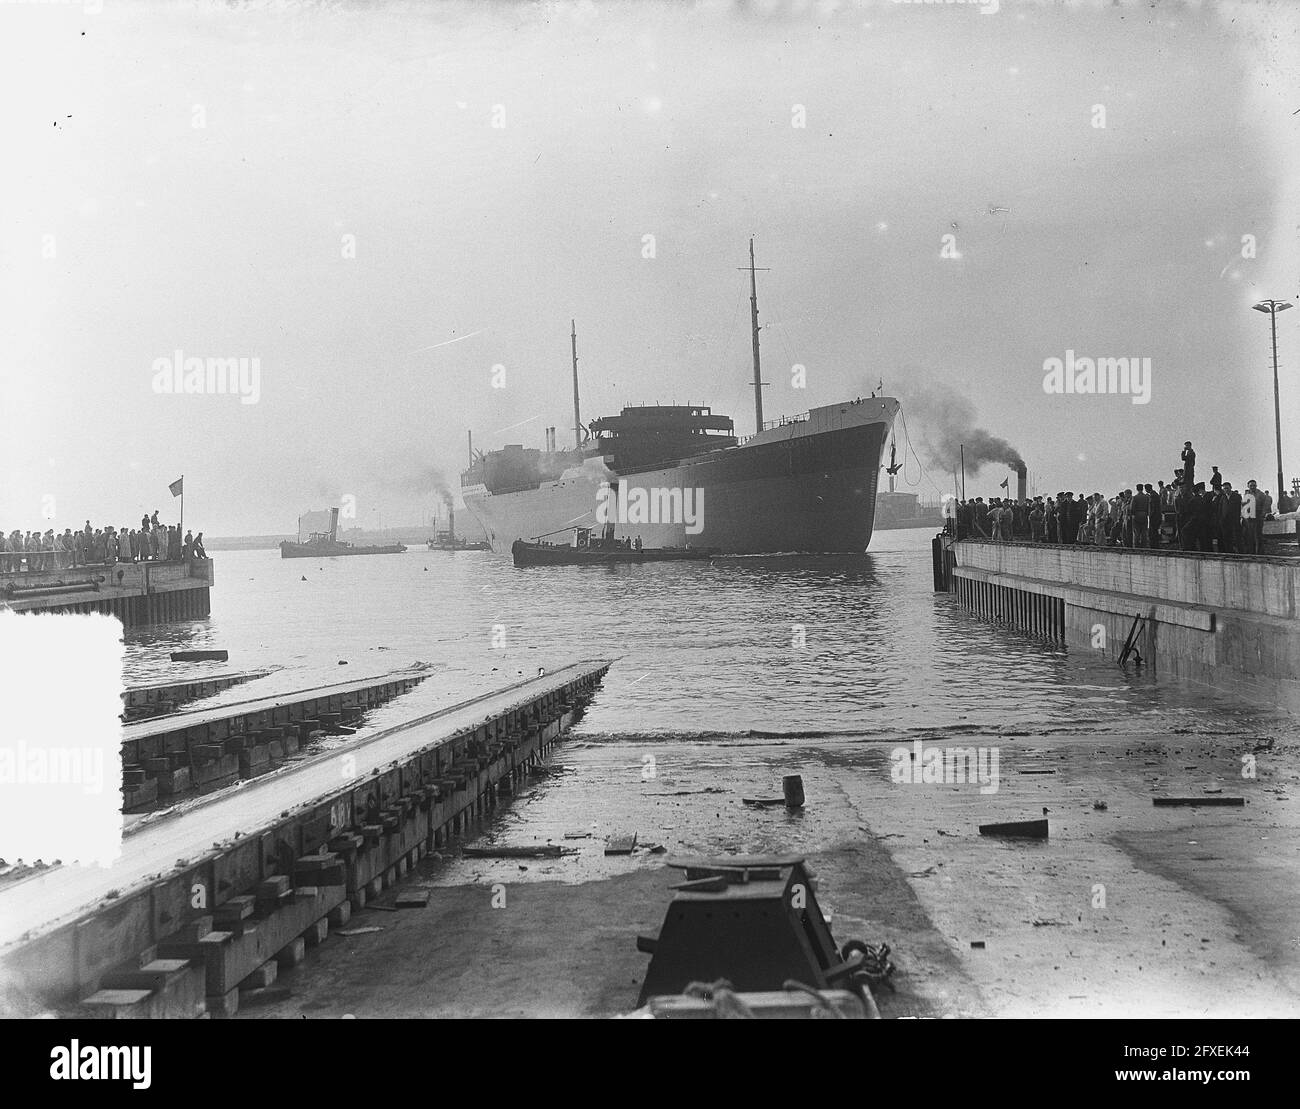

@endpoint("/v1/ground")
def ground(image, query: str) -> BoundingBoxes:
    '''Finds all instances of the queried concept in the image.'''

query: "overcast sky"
[2,0,1298,535]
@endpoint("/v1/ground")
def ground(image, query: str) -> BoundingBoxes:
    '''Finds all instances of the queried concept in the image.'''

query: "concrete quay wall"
[1,559,214,626]
[948,540,1300,713]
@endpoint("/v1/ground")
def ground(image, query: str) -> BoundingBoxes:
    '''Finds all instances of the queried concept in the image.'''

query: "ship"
[460,241,900,555]
[279,508,407,558]
[512,526,716,567]
[426,501,490,552]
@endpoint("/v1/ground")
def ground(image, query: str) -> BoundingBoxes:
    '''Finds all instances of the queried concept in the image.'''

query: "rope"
[897,407,947,499]
[781,980,847,1019]
[682,978,754,1019]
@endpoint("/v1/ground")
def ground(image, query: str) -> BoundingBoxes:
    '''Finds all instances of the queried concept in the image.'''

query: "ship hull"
[279,542,407,558]
[464,398,897,555]
[511,540,715,567]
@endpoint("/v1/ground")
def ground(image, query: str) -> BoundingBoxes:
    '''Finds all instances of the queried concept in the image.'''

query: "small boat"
[427,536,490,552]
[512,526,715,568]
[280,508,406,559]
[426,503,489,551]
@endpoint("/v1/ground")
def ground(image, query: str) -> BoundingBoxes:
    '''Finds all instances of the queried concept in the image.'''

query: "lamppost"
[1252,299,1293,503]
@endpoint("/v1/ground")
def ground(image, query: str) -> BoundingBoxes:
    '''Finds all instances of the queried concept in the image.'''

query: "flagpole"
[180,475,184,541]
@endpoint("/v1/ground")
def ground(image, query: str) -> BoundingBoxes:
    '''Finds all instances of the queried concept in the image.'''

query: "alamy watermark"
[595,483,704,534]
[890,740,1000,795]
[0,740,103,794]
[151,350,261,404]
[1042,351,1151,405]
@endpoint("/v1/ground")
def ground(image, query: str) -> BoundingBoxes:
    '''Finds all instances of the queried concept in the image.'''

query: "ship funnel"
[329,506,340,543]
[1016,463,1027,503]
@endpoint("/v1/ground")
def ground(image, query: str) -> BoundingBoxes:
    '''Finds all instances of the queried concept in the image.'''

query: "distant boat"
[280,508,406,559]
[511,526,715,567]
[425,502,489,551]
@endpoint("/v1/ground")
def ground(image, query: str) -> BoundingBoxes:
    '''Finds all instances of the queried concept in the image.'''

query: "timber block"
[122,779,158,810]
[327,901,351,927]
[303,918,329,947]
[155,766,192,796]
[276,937,306,969]
[117,961,207,1019]
[256,875,291,899]
[169,915,214,944]
[238,745,270,777]
[213,896,256,937]
[240,960,278,990]
[79,988,153,1019]
[206,986,240,1019]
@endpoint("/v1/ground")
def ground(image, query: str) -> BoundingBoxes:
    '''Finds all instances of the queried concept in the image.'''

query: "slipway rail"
[0,660,612,1014]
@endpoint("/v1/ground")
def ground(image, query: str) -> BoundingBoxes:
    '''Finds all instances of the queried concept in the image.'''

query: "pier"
[1,559,215,627]
[119,668,435,809]
[937,538,1300,712]
[122,671,271,721]
[0,660,610,1017]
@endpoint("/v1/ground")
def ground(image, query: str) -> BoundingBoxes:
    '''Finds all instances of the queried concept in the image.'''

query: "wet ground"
[246,724,1300,1019]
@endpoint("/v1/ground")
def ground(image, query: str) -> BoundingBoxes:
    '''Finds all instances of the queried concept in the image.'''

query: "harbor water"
[122,530,1291,742]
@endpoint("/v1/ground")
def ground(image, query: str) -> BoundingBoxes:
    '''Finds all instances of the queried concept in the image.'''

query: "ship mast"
[571,319,582,450]
[742,238,769,435]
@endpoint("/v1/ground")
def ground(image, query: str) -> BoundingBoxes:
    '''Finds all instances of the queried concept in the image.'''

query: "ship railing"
[737,412,810,445]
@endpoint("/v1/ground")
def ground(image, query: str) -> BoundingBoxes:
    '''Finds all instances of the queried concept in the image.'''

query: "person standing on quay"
[1181,441,1196,487]
[1241,482,1261,555]
[1219,484,1241,553]
[1144,485,1160,548]
[1130,485,1150,548]
[1210,466,1222,492]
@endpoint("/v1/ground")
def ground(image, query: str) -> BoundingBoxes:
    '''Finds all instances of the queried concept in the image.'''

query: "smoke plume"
[894,381,1023,478]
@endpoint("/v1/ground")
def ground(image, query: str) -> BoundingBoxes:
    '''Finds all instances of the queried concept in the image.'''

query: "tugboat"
[280,508,406,558]
[425,502,490,552]
[511,525,715,567]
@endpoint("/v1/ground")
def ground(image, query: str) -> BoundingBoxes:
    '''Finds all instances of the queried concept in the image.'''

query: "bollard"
[782,774,805,809]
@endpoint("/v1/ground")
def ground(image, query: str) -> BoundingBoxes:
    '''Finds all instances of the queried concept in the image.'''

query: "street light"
[1252,299,1293,503]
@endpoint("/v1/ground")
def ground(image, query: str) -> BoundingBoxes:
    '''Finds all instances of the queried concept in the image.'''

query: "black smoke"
[892,380,1023,478]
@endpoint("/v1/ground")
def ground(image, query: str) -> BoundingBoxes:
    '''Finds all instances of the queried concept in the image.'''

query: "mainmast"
[747,238,764,434]
[571,319,582,450]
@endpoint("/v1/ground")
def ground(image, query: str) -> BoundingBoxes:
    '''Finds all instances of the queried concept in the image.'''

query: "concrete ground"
[244,726,1300,1019]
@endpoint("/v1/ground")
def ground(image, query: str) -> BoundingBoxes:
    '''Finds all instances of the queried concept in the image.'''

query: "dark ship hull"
[427,538,490,552]
[511,538,715,567]
[464,399,898,555]
[279,541,406,558]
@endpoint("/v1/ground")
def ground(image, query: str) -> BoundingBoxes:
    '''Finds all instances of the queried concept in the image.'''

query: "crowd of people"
[0,510,207,574]
[945,441,1295,556]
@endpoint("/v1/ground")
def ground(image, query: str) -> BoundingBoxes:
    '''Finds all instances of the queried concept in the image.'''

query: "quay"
[122,671,271,720]
[0,660,610,1017]
[0,558,215,627]
[936,538,1300,712]
[119,668,435,809]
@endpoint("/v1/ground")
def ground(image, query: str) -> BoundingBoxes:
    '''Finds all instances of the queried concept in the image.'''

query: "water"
[122,530,1290,741]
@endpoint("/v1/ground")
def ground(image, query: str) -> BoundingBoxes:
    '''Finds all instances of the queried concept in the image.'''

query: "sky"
[2,0,1298,535]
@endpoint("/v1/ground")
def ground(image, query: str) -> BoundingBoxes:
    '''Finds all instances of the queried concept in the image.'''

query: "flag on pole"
[169,476,184,497]
[999,477,1009,491]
